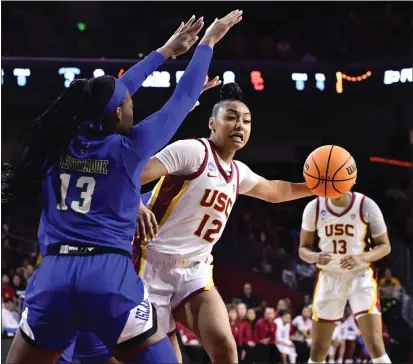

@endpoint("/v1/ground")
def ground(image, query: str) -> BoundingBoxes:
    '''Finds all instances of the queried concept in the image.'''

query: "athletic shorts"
[20,253,157,351]
[312,267,381,323]
[136,249,214,335]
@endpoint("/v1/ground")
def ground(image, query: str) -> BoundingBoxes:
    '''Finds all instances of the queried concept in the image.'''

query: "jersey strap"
[147,139,209,229]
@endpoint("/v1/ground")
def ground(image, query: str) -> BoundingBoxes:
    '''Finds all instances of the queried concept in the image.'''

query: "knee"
[209,334,237,357]
[367,338,385,357]
[311,340,330,356]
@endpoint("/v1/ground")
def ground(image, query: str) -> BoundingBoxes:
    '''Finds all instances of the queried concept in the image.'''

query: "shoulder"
[164,139,206,155]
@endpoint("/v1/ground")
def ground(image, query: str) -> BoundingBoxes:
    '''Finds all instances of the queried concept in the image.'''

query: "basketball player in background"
[299,189,392,364]
[133,82,314,363]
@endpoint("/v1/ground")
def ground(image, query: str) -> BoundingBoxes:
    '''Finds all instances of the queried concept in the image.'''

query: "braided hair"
[2,76,116,206]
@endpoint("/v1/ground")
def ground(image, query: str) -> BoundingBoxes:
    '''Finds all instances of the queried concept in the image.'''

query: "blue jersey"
[39,45,213,253]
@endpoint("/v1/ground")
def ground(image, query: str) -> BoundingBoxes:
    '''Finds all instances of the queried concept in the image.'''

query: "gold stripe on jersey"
[204,265,215,291]
[159,181,190,228]
[367,267,378,313]
[312,270,322,321]
[147,177,166,210]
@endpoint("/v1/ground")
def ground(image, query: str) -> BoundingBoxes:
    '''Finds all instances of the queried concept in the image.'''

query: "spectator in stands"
[275,311,297,364]
[236,303,255,362]
[228,304,242,346]
[379,268,402,299]
[1,274,15,302]
[1,298,19,335]
[291,306,312,347]
[237,302,247,320]
[246,308,257,328]
[254,306,277,362]
[237,283,261,309]
[11,274,25,293]
[275,298,288,318]
[176,322,199,346]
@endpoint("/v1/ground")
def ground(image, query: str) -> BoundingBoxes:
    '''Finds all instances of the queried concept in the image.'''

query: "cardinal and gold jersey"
[301,192,387,321]
[142,138,259,262]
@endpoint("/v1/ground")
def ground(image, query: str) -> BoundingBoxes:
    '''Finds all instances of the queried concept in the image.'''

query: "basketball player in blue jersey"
[2,11,243,364]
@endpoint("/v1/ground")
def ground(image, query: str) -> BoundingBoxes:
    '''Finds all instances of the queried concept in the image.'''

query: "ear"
[116,106,122,121]
[208,117,215,132]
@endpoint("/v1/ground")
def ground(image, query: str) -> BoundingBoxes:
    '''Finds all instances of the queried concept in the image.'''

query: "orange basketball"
[303,145,357,198]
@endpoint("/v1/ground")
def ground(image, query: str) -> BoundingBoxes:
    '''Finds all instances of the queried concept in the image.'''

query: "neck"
[331,192,351,207]
[209,137,236,164]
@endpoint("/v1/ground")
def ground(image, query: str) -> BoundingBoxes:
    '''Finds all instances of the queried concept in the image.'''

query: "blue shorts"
[20,253,157,351]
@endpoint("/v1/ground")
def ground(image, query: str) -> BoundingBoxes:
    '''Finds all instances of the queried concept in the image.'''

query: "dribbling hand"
[136,204,159,241]
[200,10,243,48]
[158,16,205,58]
[317,252,332,265]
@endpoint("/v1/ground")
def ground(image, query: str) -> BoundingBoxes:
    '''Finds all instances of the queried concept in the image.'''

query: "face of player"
[247,308,256,321]
[209,101,251,152]
[228,309,238,322]
[237,303,247,318]
[113,91,134,134]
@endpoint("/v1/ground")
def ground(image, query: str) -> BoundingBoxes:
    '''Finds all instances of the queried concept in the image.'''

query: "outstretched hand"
[158,16,205,59]
[200,10,243,48]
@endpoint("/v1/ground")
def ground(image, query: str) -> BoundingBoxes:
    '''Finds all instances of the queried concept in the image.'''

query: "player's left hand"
[136,204,159,241]
[191,76,222,111]
[159,16,205,58]
[340,254,364,270]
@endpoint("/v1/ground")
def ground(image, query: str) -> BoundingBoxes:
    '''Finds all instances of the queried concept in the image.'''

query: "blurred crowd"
[2,3,412,62]
[175,281,411,364]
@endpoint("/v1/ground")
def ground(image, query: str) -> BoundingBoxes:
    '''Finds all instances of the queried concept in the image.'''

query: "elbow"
[384,244,391,257]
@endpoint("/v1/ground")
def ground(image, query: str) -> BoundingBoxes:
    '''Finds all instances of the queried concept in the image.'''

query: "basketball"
[303,145,357,198]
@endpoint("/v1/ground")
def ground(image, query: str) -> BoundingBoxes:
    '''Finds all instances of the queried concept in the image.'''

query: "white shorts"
[312,267,380,322]
[136,249,214,335]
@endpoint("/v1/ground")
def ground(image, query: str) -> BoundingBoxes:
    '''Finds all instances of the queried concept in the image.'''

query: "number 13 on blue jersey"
[57,173,96,214]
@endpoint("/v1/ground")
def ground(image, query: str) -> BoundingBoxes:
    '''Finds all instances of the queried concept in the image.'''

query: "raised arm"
[120,16,200,96]
[126,11,243,161]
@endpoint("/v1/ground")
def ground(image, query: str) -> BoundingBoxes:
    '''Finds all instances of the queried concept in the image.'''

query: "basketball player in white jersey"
[133,82,313,363]
[299,190,392,364]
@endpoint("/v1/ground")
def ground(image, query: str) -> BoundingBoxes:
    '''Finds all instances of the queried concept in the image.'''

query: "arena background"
[1,2,412,363]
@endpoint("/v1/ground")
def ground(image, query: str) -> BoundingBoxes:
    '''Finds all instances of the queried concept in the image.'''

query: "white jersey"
[292,315,312,334]
[302,192,387,273]
[143,138,259,261]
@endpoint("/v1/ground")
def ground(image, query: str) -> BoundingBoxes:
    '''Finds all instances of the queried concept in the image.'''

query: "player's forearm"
[269,181,312,203]
[361,243,391,263]
[299,247,318,264]
[119,51,166,96]
[131,45,213,157]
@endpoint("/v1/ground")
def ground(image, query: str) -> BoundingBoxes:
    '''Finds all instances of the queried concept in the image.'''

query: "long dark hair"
[2,76,115,206]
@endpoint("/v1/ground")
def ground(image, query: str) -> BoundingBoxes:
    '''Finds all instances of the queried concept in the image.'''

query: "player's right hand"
[317,252,332,265]
[200,10,243,48]
[136,203,159,241]
[158,16,205,58]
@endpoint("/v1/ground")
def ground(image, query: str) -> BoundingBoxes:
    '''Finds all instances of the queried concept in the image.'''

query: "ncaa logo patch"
[320,209,327,217]
[351,214,356,220]
[208,162,216,172]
